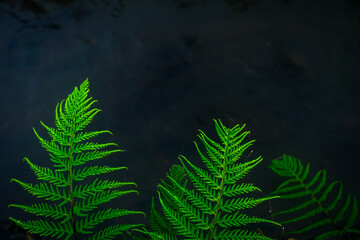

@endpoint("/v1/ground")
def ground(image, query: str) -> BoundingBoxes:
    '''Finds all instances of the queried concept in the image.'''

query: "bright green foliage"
[150,165,187,237]
[147,119,280,240]
[9,79,144,240]
[269,154,360,240]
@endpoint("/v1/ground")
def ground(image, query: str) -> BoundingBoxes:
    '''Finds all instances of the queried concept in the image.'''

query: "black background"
[0,0,359,239]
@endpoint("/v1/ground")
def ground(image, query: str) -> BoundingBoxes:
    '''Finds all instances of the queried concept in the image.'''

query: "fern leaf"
[73,130,113,143]
[150,198,171,234]
[222,183,261,197]
[213,229,270,240]
[23,157,69,187]
[73,165,128,181]
[225,156,262,184]
[73,179,136,198]
[218,213,280,228]
[344,196,359,229]
[148,119,280,239]
[179,155,220,191]
[220,196,277,213]
[73,149,123,166]
[269,154,360,239]
[289,218,332,234]
[85,224,144,240]
[55,101,72,134]
[33,128,69,159]
[158,185,211,230]
[10,79,143,239]
[77,209,145,233]
[334,194,352,223]
[10,218,73,240]
[40,121,71,146]
[75,108,101,132]
[314,230,344,240]
[73,142,119,153]
[326,183,343,212]
[166,173,214,215]
[9,203,69,221]
[158,193,201,239]
[75,189,138,213]
[145,231,180,240]
[11,179,69,203]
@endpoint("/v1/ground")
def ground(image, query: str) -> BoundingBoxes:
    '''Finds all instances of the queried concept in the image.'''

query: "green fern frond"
[73,166,128,181]
[149,165,188,237]
[75,189,138,214]
[10,79,144,239]
[150,198,171,234]
[213,229,269,240]
[73,179,136,199]
[147,232,179,240]
[86,224,144,240]
[11,179,70,203]
[10,217,73,240]
[77,209,145,234]
[73,149,123,166]
[23,157,70,187]
[148,119,280,239]
[9,203,70,221]
[269,154,360,239]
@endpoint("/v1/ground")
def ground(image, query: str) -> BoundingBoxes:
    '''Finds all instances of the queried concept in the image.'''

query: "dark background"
[0,0,359,239]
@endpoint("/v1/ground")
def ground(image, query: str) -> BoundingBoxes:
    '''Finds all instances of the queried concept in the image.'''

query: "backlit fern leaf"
[269,154,360,239]
[148,119,280,239]
[9,79,144,239]
[149,165,187,237]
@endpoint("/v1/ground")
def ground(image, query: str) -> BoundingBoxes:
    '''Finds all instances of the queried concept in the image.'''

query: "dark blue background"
[1,0,359,239]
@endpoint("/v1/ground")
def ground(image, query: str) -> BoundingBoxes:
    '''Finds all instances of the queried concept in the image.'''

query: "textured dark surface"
[0,0,359,239]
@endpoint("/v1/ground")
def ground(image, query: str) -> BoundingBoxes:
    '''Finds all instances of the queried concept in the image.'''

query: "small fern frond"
[269,154,360,239]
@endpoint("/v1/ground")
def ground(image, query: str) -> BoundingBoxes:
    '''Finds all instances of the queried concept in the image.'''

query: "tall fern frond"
[147,119,280,240]
[9,79,144,240]
[269,154,360,240]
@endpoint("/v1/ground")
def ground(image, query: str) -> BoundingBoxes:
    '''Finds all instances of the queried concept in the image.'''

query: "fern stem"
[69,129,77,240]
[208,128,231,240]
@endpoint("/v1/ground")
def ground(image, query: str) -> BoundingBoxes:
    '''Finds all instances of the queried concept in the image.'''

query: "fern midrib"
[69,118,78,240]
[289,168,344,236]
[208,129,231,240]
